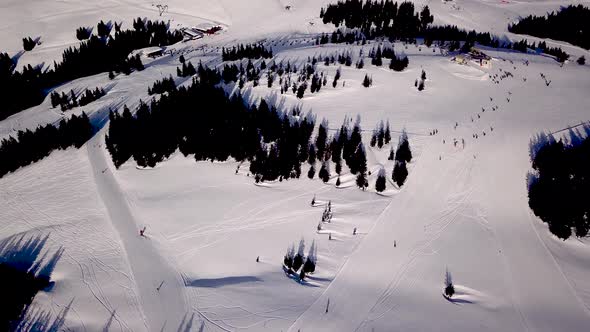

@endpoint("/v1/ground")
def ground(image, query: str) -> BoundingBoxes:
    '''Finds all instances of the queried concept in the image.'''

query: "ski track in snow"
[87,134,190,331]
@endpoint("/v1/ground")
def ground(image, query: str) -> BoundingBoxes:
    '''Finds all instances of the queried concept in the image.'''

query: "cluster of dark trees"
[283,239,317,281]
[423,25,569,62]
[415,70,426,91]
[308,117,371,190]
[148,76,176,95]
[508,5,589,50]
[528,130,590,239]
[0,113,93,178]
[106,65,316,183]
[221,43,273,61]
[321,0,434,41]
[76,26,92,40]
[176,56,197,77]
[317,1,569,62]
[0,18,182,121]
[392,130,412,186]
[370,121,392,148]
[373,130,412,191]
[50,87,106,110]
[367,44,409,71]
[22,37,37,51]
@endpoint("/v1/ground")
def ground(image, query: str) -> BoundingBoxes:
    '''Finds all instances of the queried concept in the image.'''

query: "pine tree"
[384,120,391,144]
[356,172,368,190]
[392,160,408,186]
[444,268,455,297]
[319,161,331,183]
[362,74,372,87]
[375,167,386,192]
[308,164,316,179]
[395,130,412,162]
[284,244,295,269]
[388,146,395,160]
[293,238,305,271]
[336,177,341,186]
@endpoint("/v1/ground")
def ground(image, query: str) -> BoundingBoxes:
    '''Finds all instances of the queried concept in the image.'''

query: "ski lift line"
[548,120,590,135]
[326,127,429,136]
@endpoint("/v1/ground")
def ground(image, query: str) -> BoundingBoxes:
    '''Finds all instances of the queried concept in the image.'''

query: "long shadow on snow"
[0,233,66,331]
[185,276,262,288]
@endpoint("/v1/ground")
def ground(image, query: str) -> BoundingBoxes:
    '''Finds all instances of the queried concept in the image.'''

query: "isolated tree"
[577,55,586,65]
[388,146,395,160]
[362,74,372,87]
[421,70,427,80]
[375,167,387,192]
[418,79,425,91]
[336,177,341,186]
[444,268,455,298]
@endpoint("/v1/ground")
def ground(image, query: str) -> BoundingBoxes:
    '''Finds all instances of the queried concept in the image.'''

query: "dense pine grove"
[221,43,273,61]
[528,131,590,239]
[106,66,315,181]
[508,5,589,50]
[423,25,569,62]
[50,87,106,111]
[148,76,176,95]
[106,63,384,186]
[319,0,568,61]
[321,0,433,41]
[0,18,182,121]
[0,113,93,178]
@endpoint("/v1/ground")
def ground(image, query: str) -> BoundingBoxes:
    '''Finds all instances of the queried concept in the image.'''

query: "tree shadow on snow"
[443,293,474,305]
[185,276,262,288]
[0,232,66,331]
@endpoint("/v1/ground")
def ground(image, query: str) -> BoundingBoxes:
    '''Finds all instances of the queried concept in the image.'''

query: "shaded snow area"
[2,0,590,331]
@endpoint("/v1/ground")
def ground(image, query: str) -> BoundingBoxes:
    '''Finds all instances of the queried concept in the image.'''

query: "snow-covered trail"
[289,123,590,331]
[87,133,190,331]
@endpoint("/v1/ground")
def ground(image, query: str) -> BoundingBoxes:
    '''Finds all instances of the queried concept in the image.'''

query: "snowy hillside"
[1,0,590,331]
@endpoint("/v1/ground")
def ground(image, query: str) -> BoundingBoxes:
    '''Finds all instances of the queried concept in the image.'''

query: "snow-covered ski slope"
[1,0,590,331]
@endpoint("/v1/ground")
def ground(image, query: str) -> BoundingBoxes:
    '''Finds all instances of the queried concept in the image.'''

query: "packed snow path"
[87,133,190,331]
[289,128,590,332]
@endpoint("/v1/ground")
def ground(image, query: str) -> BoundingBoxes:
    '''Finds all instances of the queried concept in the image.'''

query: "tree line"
[50,87,106,111]
[0,18,182,121]
[528,130,590,239]
[221,43,273,61]
[508,5,589,50]
[320,0,433,42]
[105,65,316,183]
[317,0,569,62]
[0,113,93,178]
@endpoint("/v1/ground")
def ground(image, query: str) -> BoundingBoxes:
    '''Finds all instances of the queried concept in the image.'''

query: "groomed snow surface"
[2,0,590,331]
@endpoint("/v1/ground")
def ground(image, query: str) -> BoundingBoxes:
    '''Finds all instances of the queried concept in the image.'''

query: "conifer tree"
[375,167,386,192]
